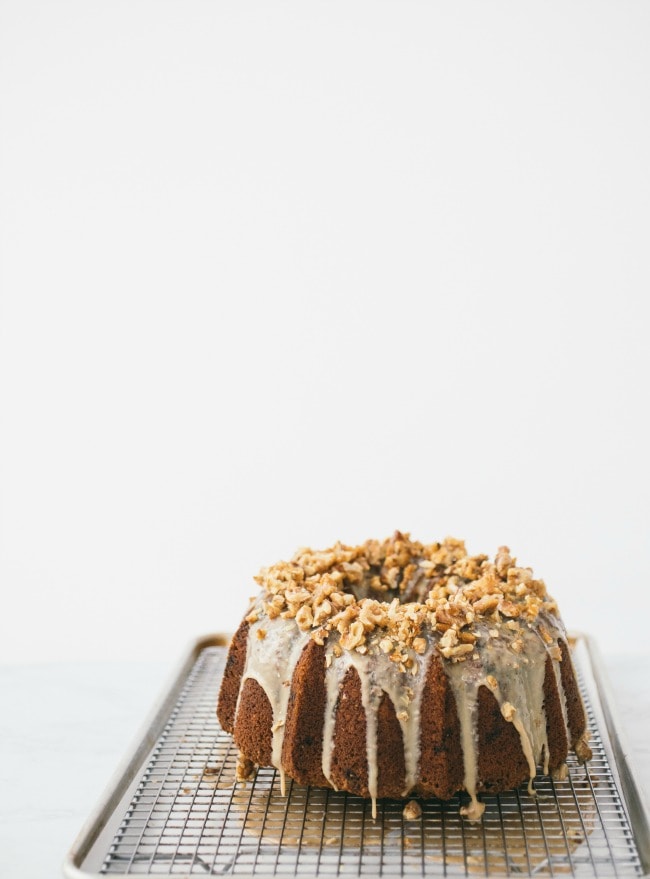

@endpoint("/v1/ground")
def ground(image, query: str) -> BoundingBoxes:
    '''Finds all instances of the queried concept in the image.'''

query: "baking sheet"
[63,634,650,877]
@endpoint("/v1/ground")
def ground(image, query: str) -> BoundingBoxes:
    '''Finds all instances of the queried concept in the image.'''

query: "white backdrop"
[1,1,649,664]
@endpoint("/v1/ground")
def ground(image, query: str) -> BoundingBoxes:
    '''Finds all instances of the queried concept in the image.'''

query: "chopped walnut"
[236,754,256,781]
[402,799,422,821]
[359,599,387,631]
[539,624,553,645]
[313,599,332,625]
[438,627,458,651]
[575,731,593,763]
[473,594,499,614]
[440,642,474,660]
[495,546,514,577]
[310,627,326,646]
[250,534,561,665]
[499,600,521,618]
[295,605,313,631]
[340,620,365,651]
[458,630,478,644]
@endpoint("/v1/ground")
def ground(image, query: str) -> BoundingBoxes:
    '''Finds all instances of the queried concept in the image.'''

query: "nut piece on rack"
[402,799,422,821]
[236,753,256,782]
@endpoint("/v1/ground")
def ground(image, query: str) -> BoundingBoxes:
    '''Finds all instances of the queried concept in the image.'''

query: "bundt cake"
[217,533,591,821]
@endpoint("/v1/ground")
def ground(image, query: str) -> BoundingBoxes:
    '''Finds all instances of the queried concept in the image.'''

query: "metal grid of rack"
[100,646,644,876]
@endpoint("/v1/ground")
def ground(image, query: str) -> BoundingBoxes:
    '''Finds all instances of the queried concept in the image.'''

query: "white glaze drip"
[496,627,549,792]
[437,623,556,814]
[551,655,571,748]
[320,639,431,815]
[237,602,311,777]
[444,657,481,817]
[321,645,348,789]
[349,655,380,811]
[399,650,432,794]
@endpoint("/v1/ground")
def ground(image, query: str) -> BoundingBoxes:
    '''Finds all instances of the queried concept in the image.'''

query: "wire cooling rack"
[90,644,645,878]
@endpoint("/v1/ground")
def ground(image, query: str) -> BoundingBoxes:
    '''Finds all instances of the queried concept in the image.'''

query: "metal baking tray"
[64,633,650,877]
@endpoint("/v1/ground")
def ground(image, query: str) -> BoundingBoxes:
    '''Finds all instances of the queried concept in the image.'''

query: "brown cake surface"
[217,533,591,820]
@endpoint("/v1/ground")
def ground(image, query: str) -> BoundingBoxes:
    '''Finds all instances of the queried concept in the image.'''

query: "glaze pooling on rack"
[235,598,573,820]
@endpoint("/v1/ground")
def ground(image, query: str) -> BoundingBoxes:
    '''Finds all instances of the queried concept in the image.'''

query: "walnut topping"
[499,600,521,618]
[340,620,365,651]
[311,627,326,646]
[458,630,478,644]
[295,605,313,631]
[501,702,516,722]
[539,624,553,645]
[252,533,557,664]
[473,594,499,615]
[438,627,458,651]
[313,600,332,625]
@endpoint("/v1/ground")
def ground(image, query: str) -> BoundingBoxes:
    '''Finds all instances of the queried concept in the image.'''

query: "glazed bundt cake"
[217,534,591,821]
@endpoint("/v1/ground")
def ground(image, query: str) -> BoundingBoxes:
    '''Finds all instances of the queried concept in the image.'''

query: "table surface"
[1,651,648,879]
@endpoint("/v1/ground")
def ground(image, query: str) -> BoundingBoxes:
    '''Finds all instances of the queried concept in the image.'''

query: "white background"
[1,1,649,664]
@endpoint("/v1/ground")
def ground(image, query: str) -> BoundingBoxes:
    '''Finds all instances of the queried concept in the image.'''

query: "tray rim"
[579,633,650,870]
[62,632,650,879]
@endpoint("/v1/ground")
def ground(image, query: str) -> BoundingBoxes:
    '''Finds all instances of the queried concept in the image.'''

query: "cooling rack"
[64,635,650,877]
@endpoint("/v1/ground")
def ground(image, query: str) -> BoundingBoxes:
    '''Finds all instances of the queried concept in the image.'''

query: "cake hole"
[342,564,437,605]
